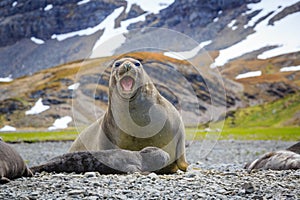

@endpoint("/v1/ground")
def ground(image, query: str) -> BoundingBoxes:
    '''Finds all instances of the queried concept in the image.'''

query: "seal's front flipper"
[177,154,189,172]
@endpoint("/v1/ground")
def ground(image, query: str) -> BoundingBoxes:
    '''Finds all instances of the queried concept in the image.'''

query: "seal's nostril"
[124,63,131,71]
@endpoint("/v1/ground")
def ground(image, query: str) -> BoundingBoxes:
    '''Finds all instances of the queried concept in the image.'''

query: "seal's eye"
[114,62,121,68]
[134,62,140,67]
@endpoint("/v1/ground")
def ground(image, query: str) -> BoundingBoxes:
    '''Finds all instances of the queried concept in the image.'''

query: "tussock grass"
[0,130,78,143]
[1,127,299,143]
[186,127,300,141]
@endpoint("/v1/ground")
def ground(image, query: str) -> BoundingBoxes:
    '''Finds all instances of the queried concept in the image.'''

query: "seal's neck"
[107,82,159,128]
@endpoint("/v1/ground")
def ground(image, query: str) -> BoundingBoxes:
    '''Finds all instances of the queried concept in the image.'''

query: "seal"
[69,57,189,173]
[0,140,32,184]
[30,147,169,174]
[245,142,300,172]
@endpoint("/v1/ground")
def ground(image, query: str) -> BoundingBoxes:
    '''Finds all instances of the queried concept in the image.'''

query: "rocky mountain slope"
[0,52,238,130]
[0,0,299,130]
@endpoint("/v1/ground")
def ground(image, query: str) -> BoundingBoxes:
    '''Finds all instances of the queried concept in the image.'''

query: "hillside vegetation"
[225,92,300,128]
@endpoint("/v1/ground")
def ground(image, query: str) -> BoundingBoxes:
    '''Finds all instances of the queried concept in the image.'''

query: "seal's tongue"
[120,76,134,91]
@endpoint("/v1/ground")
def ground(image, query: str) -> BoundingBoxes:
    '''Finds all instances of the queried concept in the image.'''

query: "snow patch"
[44,4,53,11]
[52,1,174,57]
[25,98,50,115]
[77,0,90,5]
[51,7,124,42]
[68,82,80,90]
[228,19,238,30]
[227,19,236,28]
[280,65,300,72]
[125,0,174,14]
[0,75,13,82]
[163,40,212,60]
[31,37,45,44]
[12,1,17,7]
[0,125,16,132]
[235,71,262,79]
[48,116,72,130]
[90,8,148,58]
[244,0,299,28]
[214,0,300,66]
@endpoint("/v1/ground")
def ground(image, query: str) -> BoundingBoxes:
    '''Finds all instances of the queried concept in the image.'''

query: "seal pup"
[69,57,189,173]
[245,142,300,172]
[30,147,169,174]
[0,140,32,184]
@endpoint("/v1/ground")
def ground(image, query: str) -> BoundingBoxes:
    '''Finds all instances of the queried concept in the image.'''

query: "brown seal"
[0,140,32,184]
[69,57,189,173]
[245,142,300,171]
[30,147,169,174]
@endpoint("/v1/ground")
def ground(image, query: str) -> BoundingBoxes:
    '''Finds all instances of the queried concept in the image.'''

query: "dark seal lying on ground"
[0,139,32,184]
[69,57,189,174]
[245,141,300,171]
[30,147,170,174]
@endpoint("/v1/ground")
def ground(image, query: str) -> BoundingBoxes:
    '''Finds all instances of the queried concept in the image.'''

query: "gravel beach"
[1,140,299,199]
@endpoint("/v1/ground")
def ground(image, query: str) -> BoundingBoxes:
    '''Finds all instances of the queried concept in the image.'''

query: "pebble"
[147,172,159,180]
[84,172,97,178]
[0,140,297,199]
[68,189,84,195]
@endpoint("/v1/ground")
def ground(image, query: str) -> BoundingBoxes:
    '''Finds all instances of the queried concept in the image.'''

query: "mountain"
[0,0,299,131]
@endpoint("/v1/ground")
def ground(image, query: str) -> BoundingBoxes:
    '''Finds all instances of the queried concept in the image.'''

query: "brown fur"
[245,142,300,172]
[30,147,169,174]
[0,140,32,184]
[69,58,189,173]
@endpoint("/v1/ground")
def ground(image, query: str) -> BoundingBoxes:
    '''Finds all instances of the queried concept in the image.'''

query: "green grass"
[186,127,300,141]
[0,130,78,143]
[0,127,299,143]
[226,93,300,128]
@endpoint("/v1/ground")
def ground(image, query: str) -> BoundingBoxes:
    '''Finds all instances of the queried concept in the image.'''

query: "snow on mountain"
[0,125,16,132]
[30,37,45,45]
[44,4,53,12]
[50,0,174,58]
[77,0,90,6]
[50,7,123,42]
[214,0,300,67]
[235,71,262,79]
[280,65,300,72]
[227,19,237,30]
[48,116,72,130]
[0,75,13,82]
[125,0,175,14]
[12,1,17,7]
[163,40,212,60]
[68,82,80,90]
[25,98,50,115]
[91,0,174,58]
[90,12,147,58]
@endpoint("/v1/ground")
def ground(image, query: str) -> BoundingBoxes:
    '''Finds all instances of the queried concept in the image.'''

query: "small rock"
[84,172,97,178]
[52,174,66,178]
[147,172,159,180]
[243,182,256,194]
[68,190,84,196]
[71,174,84,178]
[217,189,227,194]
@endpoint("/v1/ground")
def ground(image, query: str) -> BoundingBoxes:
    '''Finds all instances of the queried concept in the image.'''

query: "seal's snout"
[118,62,132,76]
[124,63,131,71]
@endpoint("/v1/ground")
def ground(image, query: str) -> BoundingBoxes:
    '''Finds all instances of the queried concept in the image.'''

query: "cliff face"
[1,0,299,78]
[0,0,125,47]
[129,0,258,48]
[0,0,254,78]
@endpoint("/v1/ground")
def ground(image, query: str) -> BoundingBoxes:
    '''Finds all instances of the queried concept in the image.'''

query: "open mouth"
[120,76,134,91]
